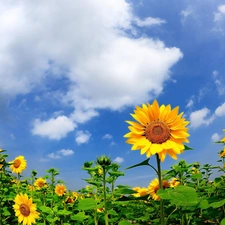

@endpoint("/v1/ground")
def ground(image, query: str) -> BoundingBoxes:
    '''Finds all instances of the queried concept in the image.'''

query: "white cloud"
[180,7,193,23]
[134,17,166,27]
[214,5,225,21]
[212,70,218,78]
[212,71,225,96]
[211,133,220,142]
[186,99,194,108]
[0,0,183,126]
[70,108,99,124]
[75,130,91,145]
[32,116,76,140]
[48,148,74,159]
[113,157,124,164]
[102,134,113,139]
[215,102,225,116]
[58,149,74,156]
[189,108,215,129]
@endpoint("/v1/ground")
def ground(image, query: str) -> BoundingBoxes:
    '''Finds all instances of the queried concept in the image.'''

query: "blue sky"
[1,0,225,190]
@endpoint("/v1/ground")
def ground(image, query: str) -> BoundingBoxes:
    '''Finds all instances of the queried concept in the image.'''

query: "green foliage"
[1,139,225,225]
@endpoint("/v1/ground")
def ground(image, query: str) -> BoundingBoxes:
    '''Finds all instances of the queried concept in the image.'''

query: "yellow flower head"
[132,187,149,197]
[220,130,225,143]
[191,167,200,174]
[124,100,190,162]
[72,191,79,200]
[219,148,225,158]
[13,193,39,225]
[170,178,180,188]
[10,156,27,174]
[55,184,66,196]
[148,178,170,201]
[98,168,103,175]
[97,207,104,213]
[34,178,47,189]
[65,197,74,204]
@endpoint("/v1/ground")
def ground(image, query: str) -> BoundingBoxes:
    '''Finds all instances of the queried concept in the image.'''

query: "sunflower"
[220,149,225,158]
[132,187,149,197]
[124,100,190,162]
[170,178,180,188]
[220,130,225,142]
[55,184,66,196]
[148,178,170,201]
[10,156,27,174]
[13,193,39,225]
[34,178,47,189]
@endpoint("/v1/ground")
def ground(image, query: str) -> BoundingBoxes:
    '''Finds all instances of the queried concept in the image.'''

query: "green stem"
[103,167,108,225]
[156,154,165,225]
[0,172,2,225]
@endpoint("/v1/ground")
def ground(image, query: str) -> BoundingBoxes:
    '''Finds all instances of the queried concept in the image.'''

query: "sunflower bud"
[84,161,93,168]
[97,155,111,167]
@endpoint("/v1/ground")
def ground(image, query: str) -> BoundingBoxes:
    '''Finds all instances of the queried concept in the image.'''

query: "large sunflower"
[148,178,170,201]
[10,156,27,174]
[13,193,39,225]
[124,100,190,161]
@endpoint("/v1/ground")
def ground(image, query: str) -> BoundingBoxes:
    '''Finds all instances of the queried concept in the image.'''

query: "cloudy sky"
[1,0,225,190]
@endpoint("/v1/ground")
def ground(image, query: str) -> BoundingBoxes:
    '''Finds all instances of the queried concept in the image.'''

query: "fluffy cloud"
[211,133,220,142]
[214,5,225,21]
[212,71,225,96]
[189,108,215,129]
[113,157,124,164]
[32,116,76,140]
[215,102,225,117]
[75,130,91,145]
[0,0,183,137]
[48,149,74,159]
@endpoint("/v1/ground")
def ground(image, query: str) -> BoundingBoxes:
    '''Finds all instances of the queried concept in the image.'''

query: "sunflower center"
[145,121,170,144]
[14,159,21,168]
[20,204,30,217]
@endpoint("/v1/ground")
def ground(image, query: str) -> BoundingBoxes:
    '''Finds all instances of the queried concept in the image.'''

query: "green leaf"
[70,212,89,221]
[39,206,52,214]
[114,188,136,195]
[108,209,118,216]
[184,145,193,150]
[77,198,98,210]
[157,186,198,206]
[118,220,132,225]
[199,199,209,209]
[126,158,150,170]
[57,209,72,216]
[210,199,225,209]
[220,218,225,225]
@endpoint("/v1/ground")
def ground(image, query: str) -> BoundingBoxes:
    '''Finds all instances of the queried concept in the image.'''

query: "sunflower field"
[1,100,225,225]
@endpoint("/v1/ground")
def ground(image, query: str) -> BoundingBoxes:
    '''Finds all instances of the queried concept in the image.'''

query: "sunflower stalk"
[156,154,166,225]
[102,166,109,225]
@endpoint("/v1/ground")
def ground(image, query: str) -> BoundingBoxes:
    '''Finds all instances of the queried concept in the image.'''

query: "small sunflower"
[72,191,79,200]
[220,130,225,143]
[13,193,39,225]
[10,156,27,174]
[124,100,190,162]
[34,178,47,189]
[148,178,170,201]
[170,178,180,188]
[220,148,225,158]
[55,184,66,196]
[132,187,149,197]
